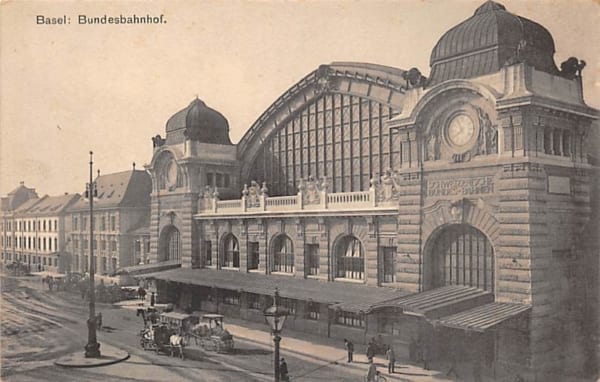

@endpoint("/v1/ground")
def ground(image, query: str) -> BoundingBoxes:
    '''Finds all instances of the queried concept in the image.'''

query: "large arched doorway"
[159,225,181,262]
[425,224,494,291]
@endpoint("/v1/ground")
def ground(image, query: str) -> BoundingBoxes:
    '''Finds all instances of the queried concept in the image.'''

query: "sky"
[1,0,598,197]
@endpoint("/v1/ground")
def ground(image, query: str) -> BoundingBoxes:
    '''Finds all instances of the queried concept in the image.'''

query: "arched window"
[159,225,181,262]
[427,224,494,291]
[336,236,364,280]
[222,234,240,268]
[272,235,294,273]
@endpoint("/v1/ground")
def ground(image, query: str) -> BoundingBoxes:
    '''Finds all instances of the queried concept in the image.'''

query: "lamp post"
[264,288,288,382]
[84,151,101,358]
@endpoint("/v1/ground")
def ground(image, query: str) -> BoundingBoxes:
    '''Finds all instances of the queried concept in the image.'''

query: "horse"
[169,334,186,359]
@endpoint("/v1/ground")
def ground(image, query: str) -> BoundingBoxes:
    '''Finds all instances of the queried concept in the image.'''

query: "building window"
[382,247,396,283]
[306,301,320,320]
[53,258,57,267]
[101,240,106,250]
[54,220,58,231]
[336,236,364,280]
[43,257,47,266]
[43,220,46,231]
[82,217,87,231]
[204,241,212,266]
[100,217,106,231]
[216,173,223,188]
[221,290,240,306]
[247,293,262,310]
[101,257,107,273]
[248,241,259,270]
[160,226,181,261]
[83,239,88,249]
[111,257,117,272]
[74,239,79,250]
[279,297,296,315]
[272,234,294,273]
[222,234,240,268]
[336,311,365,328]
[74,255,79,270]
[54,238,57,251]
[305,244,319,276]
[110,216,116,231]
[43,238,47,251]
[73,217,78,231]
[206,173,214,187]
[111,240,117,251]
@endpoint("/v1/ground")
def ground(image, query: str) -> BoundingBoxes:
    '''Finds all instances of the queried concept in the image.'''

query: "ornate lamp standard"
[264,288,288,382]
[84,151,101,358]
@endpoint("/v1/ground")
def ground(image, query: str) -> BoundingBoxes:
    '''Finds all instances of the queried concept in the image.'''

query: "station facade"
[143,2,598,380]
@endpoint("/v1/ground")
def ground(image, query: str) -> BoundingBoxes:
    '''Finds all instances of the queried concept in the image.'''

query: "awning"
[369,285,494,318]
[115,260,181,276]
[434,302,531,332]
[144,268,408,313]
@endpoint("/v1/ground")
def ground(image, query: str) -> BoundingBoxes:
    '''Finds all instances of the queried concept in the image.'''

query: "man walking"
[280,358,289,381]
[386,345,396,374]
[366,359,378,382]
[344,339,354,363]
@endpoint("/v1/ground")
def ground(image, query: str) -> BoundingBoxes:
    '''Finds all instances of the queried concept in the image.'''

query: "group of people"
[344,339,397,381]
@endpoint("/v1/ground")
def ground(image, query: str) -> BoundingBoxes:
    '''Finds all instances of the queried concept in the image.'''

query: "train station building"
[140,2,599,380]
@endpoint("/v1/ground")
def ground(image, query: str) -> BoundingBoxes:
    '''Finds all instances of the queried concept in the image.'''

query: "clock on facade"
[447,114,475,147]
[166,159,179,187]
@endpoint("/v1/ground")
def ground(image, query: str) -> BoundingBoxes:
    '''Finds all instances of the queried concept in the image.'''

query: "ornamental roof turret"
[428,0,558,85]
[165,97,232,145]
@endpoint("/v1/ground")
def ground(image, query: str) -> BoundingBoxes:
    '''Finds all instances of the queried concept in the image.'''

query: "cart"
[189,314,234,353]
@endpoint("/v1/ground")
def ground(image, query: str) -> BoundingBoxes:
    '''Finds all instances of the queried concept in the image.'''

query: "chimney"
[133,162,136,170]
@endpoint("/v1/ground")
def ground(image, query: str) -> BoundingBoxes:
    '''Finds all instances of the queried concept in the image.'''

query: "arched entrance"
[159,225,181,262]
[425,224,494,292]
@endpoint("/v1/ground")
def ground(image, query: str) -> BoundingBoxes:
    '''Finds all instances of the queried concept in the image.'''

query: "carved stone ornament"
[200,185,217,210]
[245,180,263,208]
[152,134,166,148]
[425,117,442,161]
[449,199,465,223]
[402,67,428,89]
[372,168,401,202]
[314,65,337,95]
[300,175,324,205]
[476,107,498,155]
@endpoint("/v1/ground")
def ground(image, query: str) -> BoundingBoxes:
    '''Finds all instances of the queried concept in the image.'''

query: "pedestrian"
[96,312,103,330]
[386,345,396,374]
[366,359,377,382]
[150,292,155,307]
[280,357,289,381]
[366,341,375,363]
[138,286,146,301]
[344,338,354,363]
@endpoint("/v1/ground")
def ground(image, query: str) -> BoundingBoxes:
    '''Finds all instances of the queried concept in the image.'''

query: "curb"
[54,342,130,368]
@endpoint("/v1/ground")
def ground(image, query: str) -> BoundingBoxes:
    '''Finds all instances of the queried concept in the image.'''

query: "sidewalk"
[116,300,452,381]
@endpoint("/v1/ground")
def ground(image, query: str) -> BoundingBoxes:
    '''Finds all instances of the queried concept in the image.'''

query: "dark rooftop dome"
[428,1,559,85]
[165,98,232,145]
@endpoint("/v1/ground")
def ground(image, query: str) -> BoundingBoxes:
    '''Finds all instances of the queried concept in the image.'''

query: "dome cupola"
[165,97,232,145]
[428,0,558,85]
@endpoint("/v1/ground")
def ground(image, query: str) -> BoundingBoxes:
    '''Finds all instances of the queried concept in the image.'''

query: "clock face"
[447,114,475,146]
[166,160,178,186]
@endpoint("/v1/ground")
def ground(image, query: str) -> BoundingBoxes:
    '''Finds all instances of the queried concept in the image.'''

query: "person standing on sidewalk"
[366,341,375,363]
[386,345,396,374]
[344,339,354,363]
[280,358,289,381]
[366,359,377,382]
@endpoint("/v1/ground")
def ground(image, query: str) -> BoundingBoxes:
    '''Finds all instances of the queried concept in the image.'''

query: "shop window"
[247,293,262,310]
[248,241,259,270]
[272,234,294,273]
[306,301,320,320]
[222,290,240,306]
[336,311,364,328]
[305,244,319,276]
[382,247,396,283]
[336,236,364,280]
[222,234,240,268]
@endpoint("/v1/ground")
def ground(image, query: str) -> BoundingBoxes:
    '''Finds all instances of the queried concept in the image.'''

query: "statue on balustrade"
[375,168,400,202]
[243,181,262,208]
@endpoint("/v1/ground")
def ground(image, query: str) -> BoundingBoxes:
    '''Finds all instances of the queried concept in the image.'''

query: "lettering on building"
[426,176,494,197]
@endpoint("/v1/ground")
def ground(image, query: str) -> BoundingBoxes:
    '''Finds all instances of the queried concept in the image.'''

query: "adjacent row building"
[139,2,599,381]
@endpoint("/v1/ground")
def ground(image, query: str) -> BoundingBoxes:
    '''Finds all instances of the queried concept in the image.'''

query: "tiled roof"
[13,197,43,213]
[68,170,151,211]
[144,268,407,312]
[21,194,79,215]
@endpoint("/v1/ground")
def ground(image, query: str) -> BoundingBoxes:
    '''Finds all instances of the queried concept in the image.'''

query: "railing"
[327,191,371,206]
[216,200,242,210]
[198,189,390,215]
[265,195,298,210]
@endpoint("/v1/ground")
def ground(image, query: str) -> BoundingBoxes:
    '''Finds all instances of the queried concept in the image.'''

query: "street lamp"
[264,288,288,382]
[84,151,101,358]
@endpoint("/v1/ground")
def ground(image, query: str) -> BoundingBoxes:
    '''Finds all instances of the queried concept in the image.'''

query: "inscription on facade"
[426,176,494,197]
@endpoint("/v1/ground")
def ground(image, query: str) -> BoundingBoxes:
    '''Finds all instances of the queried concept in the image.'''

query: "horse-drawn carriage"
[188,314,234,353]
[139,323,187,359]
